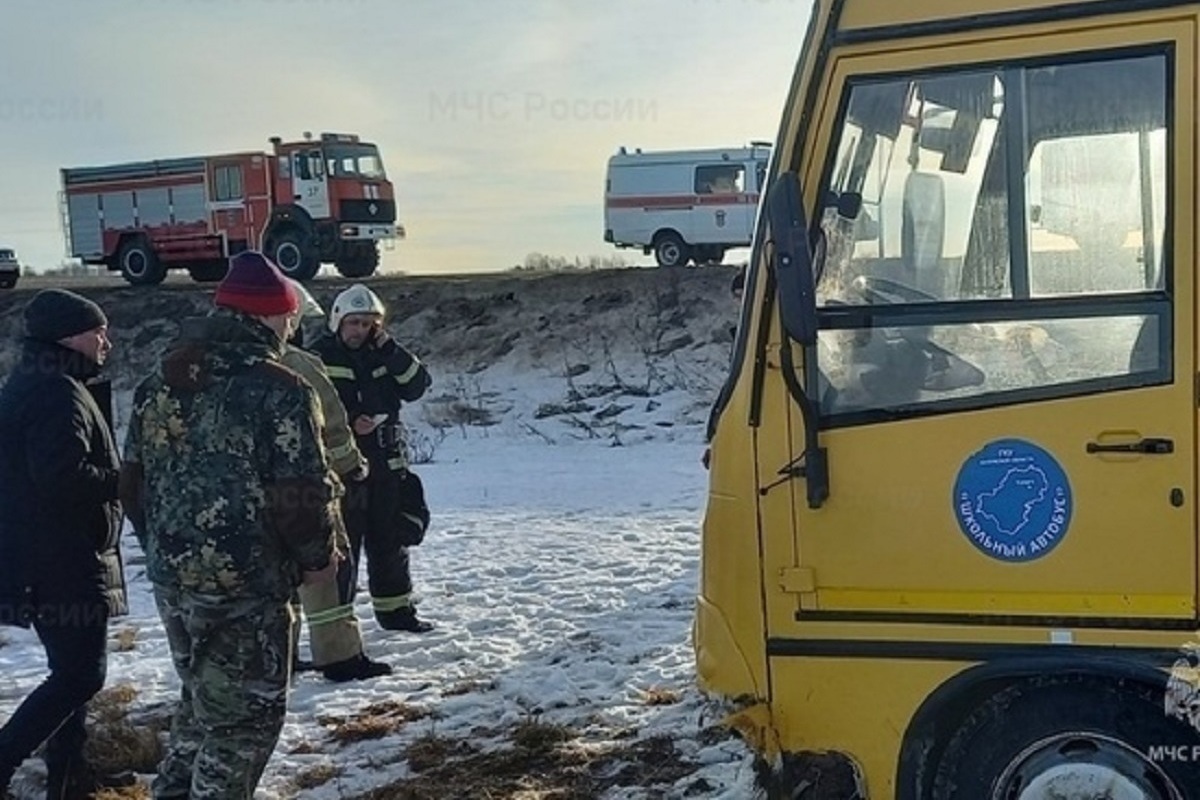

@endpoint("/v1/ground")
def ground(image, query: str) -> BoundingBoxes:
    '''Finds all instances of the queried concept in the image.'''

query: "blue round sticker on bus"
[953,439,1072,563]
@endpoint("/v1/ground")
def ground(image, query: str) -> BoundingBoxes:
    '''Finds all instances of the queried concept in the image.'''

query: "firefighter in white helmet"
[310,283,435,633]
[279,279,393,680]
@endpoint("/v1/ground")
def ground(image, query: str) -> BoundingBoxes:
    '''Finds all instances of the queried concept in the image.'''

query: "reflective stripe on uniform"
[327,440,357,462]
[371,366,389,378]
[324,365,356,381]
[372,594,413,612]
[304,604,356,627]
[387,456,408,471]
[394,360,421,385]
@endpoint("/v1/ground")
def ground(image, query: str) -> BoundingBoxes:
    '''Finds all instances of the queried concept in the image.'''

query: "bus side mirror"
[768,172,818,347]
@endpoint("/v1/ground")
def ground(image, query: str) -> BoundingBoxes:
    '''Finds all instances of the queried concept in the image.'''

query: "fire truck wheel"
[267,227,320,281]
[930,674,1197,799]
[336,244,379,278]
[117,237,166,286]
[188,262,228,283]
[653,231,690,268]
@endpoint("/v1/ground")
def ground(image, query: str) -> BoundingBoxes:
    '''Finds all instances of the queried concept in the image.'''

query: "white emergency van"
[603,143,771,267]
[0,247,19,289]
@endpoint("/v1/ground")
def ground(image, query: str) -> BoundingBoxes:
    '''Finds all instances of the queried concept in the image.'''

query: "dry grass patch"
[291,762,343,792]
[440,678,496,697]
[84,684,170,775]
[112,626,138,652]
[89,684,139,720]
[318,700,433,744]
[405,733,477,773]
[511,719,573,752]
[640,686,682,707]
[349,721,699,800]
[288,739,322,755]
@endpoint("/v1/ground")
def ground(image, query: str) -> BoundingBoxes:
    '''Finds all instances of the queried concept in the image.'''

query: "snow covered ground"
[0,428,761,799]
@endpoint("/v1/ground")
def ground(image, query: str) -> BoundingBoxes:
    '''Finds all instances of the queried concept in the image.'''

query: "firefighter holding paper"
[310,284,434,633]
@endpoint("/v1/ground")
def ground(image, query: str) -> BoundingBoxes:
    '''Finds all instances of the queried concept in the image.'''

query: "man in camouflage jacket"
[119,252,338,800]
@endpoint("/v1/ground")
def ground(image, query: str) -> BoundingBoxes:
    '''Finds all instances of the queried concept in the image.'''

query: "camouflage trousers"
[151,586,293,800]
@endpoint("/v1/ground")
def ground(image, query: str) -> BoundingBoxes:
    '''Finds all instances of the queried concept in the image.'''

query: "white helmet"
[286,278,325,319]
[329,283,385,333]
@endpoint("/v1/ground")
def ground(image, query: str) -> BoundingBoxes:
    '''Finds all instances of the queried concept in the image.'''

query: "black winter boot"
[46,759,136,800]
[376,607,434,633]
[0,760,15,799]
[321,654,394,683]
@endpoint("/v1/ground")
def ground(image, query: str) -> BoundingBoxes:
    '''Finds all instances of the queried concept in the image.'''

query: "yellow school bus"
[698,1,1200,796]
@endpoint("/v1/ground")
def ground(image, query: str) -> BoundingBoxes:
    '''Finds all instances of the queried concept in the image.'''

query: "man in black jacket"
[311,284,434,634]
[0,289,131,798]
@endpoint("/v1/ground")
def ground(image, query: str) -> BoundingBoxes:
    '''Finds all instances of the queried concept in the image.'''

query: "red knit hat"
[214,251,300,316]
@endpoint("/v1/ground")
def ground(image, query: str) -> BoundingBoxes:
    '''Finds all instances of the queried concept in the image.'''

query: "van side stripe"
[606,193,760,209]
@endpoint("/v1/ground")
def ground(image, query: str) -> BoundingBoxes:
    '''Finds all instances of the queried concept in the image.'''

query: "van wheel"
[931,676,1196,799]
[117,237,166,286]
[653,232,689,267]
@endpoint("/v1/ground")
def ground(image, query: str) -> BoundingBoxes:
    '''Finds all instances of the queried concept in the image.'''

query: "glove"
[347,461,370,482]
[302,552,341,585]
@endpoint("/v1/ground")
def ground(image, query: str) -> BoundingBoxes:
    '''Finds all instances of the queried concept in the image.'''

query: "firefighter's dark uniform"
[311,330,432,631]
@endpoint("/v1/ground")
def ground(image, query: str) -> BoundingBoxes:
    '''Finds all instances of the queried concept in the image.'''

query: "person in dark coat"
[0,288,132,798]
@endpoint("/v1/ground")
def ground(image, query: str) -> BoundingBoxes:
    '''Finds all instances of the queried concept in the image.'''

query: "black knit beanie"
[24,288,108,343]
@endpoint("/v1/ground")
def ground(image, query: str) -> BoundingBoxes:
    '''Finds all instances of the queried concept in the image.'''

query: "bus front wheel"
[932,676,1197,799]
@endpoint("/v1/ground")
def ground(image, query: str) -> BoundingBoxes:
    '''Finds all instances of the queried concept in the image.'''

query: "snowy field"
[0,432,761,799]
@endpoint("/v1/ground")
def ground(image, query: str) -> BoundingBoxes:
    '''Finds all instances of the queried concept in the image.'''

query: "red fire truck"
[60,132,402,285]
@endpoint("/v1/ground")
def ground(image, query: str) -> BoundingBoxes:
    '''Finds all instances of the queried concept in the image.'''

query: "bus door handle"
[1086,437,1174,455]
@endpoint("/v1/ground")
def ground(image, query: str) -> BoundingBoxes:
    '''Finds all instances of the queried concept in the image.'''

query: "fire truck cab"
[61,132,402,285]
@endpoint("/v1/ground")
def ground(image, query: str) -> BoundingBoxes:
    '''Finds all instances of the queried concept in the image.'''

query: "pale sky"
[0,0,811,275]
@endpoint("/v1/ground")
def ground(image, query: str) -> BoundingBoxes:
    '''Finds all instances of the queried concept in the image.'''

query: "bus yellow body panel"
[699,1,1200,796]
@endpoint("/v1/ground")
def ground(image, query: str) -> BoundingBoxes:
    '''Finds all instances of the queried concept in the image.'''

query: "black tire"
[265,226,320,281]
[693,245,726,265]
[931,675,1199,799]
[188,262,228,283]
[117,237,166,286]
[0,278,15,289]
[653,231,689,268]
[335,242,379,278]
